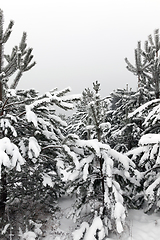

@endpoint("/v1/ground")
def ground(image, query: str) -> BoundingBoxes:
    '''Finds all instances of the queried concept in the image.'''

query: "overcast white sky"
[1,0,160,97]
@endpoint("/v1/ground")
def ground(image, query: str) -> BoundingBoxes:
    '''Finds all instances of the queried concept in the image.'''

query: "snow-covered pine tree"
[66,87,94,140]
[127,133,160,212]
[3,87,80,217]
[0,9,36,221]
[0,85,81,237]
[0,9,36,100]
[125,29,160,99]
[60,134,140,238]
[0,10,82,236]
[106,86,143,151]
[66,81,110,142]
[125,41,151,90]
[128,98,160,135]
[60,82,140,238]
[125,97,160,211]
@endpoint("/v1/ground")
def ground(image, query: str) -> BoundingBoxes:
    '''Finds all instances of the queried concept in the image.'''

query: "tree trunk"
[0,37,2,102]
[155,51,160,99]
[0,170,7,219]
[0,23,6,220]
[155,74,159,99]
[155,91,159,99]
[90,102,105,205]
[0,87,6,220]
[97,126,105,205]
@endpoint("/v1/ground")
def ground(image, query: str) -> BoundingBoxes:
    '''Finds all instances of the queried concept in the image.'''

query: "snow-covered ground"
[109,209,160,240]
[27,195,160,240]
[49,197,160,240]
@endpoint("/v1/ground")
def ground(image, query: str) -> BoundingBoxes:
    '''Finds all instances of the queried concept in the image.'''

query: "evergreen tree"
[128,98,160,134]
[126,97,160,211]
[0,85,81,237]
[0,9,36,101]
[106,86,143,151]
[66,81,110,142]
[125,29,160,99]
[0,9,36,221]
[127,133,160,212]
[0,10,82,236]
[60,134,139,238]
[61,82,140,238]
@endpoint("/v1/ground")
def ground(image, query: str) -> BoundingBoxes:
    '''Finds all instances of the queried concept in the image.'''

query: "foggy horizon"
[1,0,160,97]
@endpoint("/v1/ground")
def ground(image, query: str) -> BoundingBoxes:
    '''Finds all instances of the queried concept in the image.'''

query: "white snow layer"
[72,222,89,240]
[28,137,41,159]
[62,138,135,182]
[63,144,79,169]
[77,139,104,157]
[26,105,38,127]
[0,137,25,178]
[139,134,160,145]
[61,93,82,101]
[145,175,160,197]
[42,173,54,188]
[114,202,126,233]
[50,114,67,127]
[21,231,37,240]
[82,217,105,240]
[43,195,160,240]
[28,90,81,111]
[128,98,160,118]
[1,118,17,137]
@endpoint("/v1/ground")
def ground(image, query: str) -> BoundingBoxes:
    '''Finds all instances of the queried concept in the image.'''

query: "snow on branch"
[50,86,72,97]
[62,144,80,169]
[128,99,160,119]
[1,118,17,137]
[28,137,41,159]
[42,173,54,188]
[50,114,67,127]
[61,93,82,102]
[72,222,89,240]
[139,134,160,145]
[25,105,38,127]
[145,175,160,197]
[77,216,105,240]
[109,148,135,170]
[28,89,81,111]
[0,137,25,178]
[76,139,107,157]
[144,103,160,127]
[114,202,126,233]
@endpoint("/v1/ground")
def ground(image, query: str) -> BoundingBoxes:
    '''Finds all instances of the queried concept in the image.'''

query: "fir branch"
[1,97,9,114]
[5,98,34,109]
[19,32,27,53]
[24,61,36,72]
[154,29,159,56]
[148,34,154,46]
[144,165,160,175]
[3,58,17,77]
[124,58,136,72]
[2,20,14,43]
[10,46,18,61]
[0,9,3,40]
[41,145,62,151]
[17,111,26,118]
[10,70,23,89]
[4,54,10,63]
[137,41,142,67]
